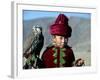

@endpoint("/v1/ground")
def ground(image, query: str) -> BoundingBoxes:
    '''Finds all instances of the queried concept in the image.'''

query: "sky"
[23,10,91,21]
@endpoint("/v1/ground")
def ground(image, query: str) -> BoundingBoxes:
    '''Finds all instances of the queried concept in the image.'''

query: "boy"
[42,14,76,68]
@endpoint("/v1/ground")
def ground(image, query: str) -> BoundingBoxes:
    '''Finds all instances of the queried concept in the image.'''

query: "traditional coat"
[42,45,75,68]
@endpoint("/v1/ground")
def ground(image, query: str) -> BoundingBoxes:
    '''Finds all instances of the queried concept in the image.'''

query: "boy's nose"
[61,38,65,43]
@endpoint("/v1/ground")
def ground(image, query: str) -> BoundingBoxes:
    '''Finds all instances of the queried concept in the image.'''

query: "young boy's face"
[52,35,65,48]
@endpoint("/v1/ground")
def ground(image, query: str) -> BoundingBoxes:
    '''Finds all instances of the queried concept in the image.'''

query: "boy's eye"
[60,37,62,39]
[60,36,64,39]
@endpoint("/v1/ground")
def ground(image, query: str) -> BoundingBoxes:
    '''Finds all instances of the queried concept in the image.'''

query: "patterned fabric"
[42,46,75,68]
[53,47,66,66]
[26,53,36,65]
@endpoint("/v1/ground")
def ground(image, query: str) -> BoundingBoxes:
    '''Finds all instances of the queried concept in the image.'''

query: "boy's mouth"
[55,43,64,48]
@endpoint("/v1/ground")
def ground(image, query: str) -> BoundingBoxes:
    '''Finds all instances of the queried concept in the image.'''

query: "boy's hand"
[75,58,85,67]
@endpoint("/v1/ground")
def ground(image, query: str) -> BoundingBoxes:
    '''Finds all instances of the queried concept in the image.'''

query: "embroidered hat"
[50,14,72,38]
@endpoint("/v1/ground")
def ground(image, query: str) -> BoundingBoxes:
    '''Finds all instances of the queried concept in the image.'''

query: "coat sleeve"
[41,48,48,68]
[64,48,75,67]
[69,48,75,66]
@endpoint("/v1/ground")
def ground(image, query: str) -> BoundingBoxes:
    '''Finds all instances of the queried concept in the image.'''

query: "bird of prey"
[23,25,44,69]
